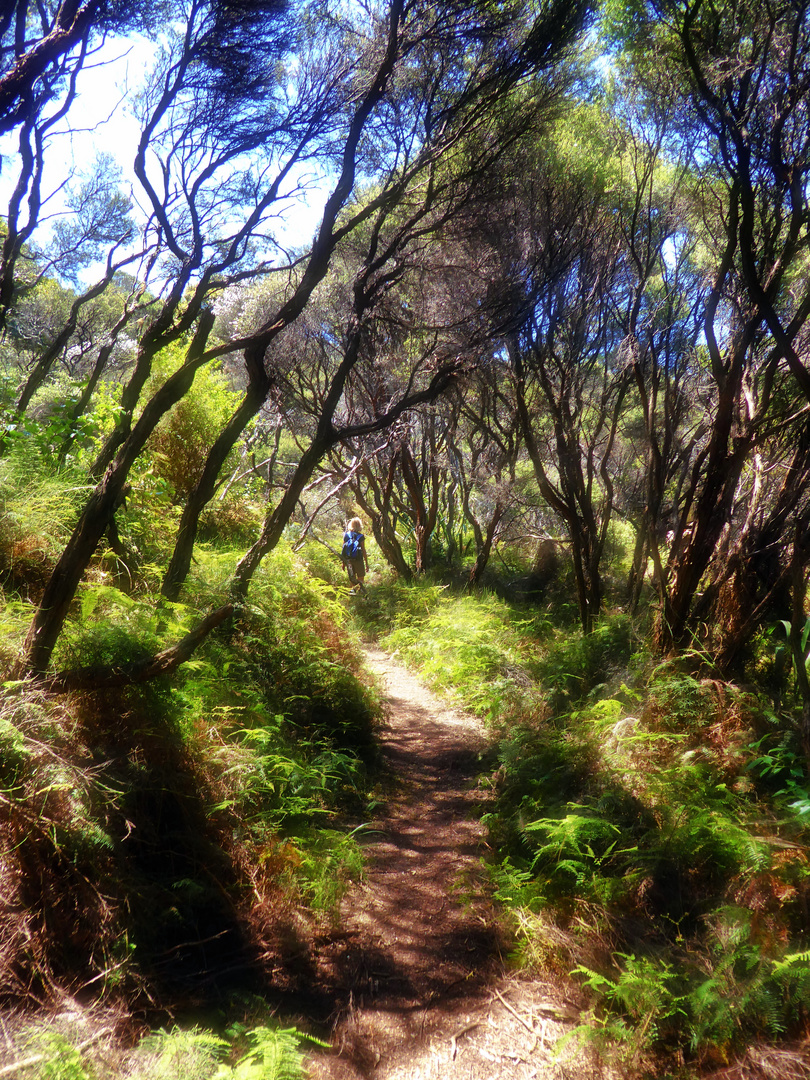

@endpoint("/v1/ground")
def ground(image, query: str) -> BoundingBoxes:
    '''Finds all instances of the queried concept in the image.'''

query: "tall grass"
[373,583,545,722]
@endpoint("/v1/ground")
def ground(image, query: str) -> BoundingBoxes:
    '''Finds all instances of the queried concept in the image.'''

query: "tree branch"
[38,605,233,693]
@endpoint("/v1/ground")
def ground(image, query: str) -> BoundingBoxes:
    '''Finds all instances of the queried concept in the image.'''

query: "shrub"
[144,353,242,503]
[380,587,541,721]
[0,448,91,598]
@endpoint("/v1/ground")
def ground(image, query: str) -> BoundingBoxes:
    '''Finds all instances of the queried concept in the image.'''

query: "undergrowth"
[363,580,810,1075]
[372,583,546,722]
[0,542,380,1019]
[2,1011,323,1079]
[3,441,810,1079]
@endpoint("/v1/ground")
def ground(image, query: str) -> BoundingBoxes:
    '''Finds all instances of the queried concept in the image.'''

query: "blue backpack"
[342,530,362,560]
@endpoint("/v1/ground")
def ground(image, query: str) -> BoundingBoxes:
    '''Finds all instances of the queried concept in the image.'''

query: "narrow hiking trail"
[306,647,598,1080]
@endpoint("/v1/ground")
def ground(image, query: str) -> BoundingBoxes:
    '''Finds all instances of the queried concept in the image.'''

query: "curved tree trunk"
[162,361,272,601]
[17,311,215,676]
[230,436,330,601]
[658,432,750,651]
[349,457,413,581]
[400,444,438,573]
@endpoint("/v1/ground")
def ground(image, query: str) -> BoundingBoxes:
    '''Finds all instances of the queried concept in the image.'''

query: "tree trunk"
[400,444,436,573]
[627,521,648,613]
[660,447,748,650]
[350,459,413,581]
[57,305,134,465]
[230,436,331,601]
[162,364,272,600]
[18,311,215,676]
[467,499,504,587]
[570,526,595,634]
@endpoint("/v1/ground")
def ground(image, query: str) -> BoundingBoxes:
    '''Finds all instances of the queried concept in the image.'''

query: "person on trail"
[342,516,369,590]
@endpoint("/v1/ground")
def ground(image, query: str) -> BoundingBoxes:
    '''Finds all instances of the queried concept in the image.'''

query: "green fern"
[686,907,810,1054]
[127,1022,314,1080]
[772,949,810,976]
[0,712,31,789]
[488,857,546,910]
[131,1026,227,1079]
[523,809,631,897]
[215,1026,306,1080]
[274,827,367,917]
[570,953,685,1062]
[22,1030,94,1080]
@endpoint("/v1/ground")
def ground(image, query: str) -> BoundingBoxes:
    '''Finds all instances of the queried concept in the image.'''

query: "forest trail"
[305,647,596,1080]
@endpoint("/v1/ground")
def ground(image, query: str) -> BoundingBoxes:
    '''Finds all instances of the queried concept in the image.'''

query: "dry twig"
[450,1017,481,1060]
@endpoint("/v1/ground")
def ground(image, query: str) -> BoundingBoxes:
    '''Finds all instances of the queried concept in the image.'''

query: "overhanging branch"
[38,605,234,693]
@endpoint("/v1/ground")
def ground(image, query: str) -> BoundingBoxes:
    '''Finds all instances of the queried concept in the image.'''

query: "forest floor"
[303,646,609,1080]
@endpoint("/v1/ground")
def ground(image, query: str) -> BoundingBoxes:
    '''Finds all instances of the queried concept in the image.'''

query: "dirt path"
[305,647,597,1080]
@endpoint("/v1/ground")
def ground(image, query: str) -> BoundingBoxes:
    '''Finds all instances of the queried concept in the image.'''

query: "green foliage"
[481,724,597,863]
[0,446,91,557]
[2,373,104,463]
[132,1027,226,1080]
[216,719,368,832]
[146,355,242,502]
[2,276,73,354]
[748,734,810,825]
[9,1014,317,1080]
[468,601,810,1067]
[524,810,631,904]
[686,906,787,1056]
[291,827,367,917]
[0,711,32,791]
[130,1023,309,1080]
[549,98,624,197]
[643,668,716,733]
[83,378,129,459]
[56,594,160,670]
[490,719,779,919]
[566,910,810,1067]
[488,857,546,911]
[603,518,636,581]
[0,533,381,1010]
[380,587,540,721]
[567,954,684,1065]
[0,335,807,1079]
[22,1029,96,1080]
[50,153,134,286]
[198,495,262,546]
[231,547,381,752]
[216,1025,306,1080]
[0,686,126,1001]
[349,576,448,640]
[532,614,639,711]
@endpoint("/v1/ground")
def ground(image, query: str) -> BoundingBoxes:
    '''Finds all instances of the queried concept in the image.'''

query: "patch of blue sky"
[0,31,330,288]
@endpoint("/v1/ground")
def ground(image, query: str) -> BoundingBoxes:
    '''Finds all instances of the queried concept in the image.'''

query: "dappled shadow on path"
[294,648,508,1078]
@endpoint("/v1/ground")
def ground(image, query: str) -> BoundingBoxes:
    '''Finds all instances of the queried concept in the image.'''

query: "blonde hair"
[348,517,363,533]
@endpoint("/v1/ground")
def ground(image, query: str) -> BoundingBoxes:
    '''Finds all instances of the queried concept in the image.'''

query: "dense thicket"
[1,0,810,1074]
[3,0,807,684]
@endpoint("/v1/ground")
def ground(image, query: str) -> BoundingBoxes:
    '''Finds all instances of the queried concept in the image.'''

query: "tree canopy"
[0,0,808,714]
[3,3,810,1073]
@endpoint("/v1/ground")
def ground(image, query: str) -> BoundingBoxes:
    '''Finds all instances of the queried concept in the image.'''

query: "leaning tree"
[11,0,592,674]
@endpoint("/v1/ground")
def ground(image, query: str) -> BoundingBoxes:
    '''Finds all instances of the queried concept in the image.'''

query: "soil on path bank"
[304,646,600,1080]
